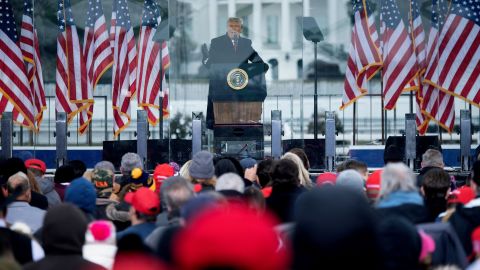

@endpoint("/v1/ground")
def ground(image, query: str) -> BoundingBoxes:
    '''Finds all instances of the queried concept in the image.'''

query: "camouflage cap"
[91,169,114,190]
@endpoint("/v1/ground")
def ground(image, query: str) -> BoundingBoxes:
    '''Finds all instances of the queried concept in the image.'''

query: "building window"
[268,59,279,80]
[266,15,279,44]
[241,15,249,37]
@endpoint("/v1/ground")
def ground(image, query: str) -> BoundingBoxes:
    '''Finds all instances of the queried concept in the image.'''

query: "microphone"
[231,31,239,50]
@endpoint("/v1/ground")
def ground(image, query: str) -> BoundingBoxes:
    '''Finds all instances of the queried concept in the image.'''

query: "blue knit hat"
[65,177,97,215]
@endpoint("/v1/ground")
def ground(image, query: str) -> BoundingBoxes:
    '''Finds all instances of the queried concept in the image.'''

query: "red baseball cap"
[448,186,476,205]
[153,164,174,181]
[124,187,160,216]
[366,170,383,199]
[25,159,46,174]
[316,172,337,186]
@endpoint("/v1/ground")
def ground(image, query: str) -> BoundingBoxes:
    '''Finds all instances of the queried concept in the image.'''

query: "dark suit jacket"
[205,34,268,128]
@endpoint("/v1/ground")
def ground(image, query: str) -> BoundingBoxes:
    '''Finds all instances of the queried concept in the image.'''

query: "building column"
[209,0,218,38]
[252,0,262,48]
[303,0,310,17]
[328,0,337,43]
[228,0,236,17]
[281,0,291,52]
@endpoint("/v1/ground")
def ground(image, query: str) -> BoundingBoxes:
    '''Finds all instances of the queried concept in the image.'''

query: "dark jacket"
[29,191,48,210]
[266,184,304,223]
[205,34,268,128]
[417,222,468,268]
[449,198,480,257]
[24,204,105,270]
[0,227,33,265]
[116,222,156,242]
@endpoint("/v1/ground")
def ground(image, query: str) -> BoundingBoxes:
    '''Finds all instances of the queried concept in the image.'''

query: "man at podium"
[203,17,269,129]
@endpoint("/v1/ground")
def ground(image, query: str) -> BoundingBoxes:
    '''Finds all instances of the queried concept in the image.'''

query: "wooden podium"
[213,102,262,125]
[209,63,266,159]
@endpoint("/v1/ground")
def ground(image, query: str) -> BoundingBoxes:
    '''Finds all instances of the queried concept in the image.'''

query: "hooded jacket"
[23,203,105,270]
[449,198,480,257]
[36,176,61,207]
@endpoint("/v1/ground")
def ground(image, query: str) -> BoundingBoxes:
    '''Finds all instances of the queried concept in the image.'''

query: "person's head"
[0,158,28,188]
[244,186,266,212]
[65,178,97,216]
[215,173,245,194]
[214,159,239,178]
[281,152,312,188]
[173,204,290,270]
[7,172,31,202]
[68,160,87,179]
[421,149,444,168]
[378,216,422,269]
[421,168,450,200]
[179,160,193,182]
[120,153,143,176]
[257,159,274,188]
[54,165,76,184]
[125,187,160,224]
[343,159,368,180]
[94,160,116,173]
[336,169,365,194]
[316,172,337,186]
[384,145,404,164]
[91,168,115,198]
[288,148,310,170]
[160,176,195,217]
[42,203,88,255]
[189,151,215,184]
[25,159,46,177]
[366,170,383,201]
[379,163,417,199]
[293,186,381,269]
[271,159,300,187]
[153,163,175,191]
[227,17,243,37]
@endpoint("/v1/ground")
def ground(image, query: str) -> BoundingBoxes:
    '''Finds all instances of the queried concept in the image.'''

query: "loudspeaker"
[283,139,325,170]
[103,139,192,171]
[385,136,441,169]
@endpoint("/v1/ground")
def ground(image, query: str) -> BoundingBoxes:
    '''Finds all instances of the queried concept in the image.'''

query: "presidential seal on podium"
[227,68,248,90]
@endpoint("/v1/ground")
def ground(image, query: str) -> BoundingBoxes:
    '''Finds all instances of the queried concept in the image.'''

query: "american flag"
[137,0,170,125]
[341,0,382,110]
[56,0,92,127]
[111,0,137,137]
[80,0,113,134]
[409,0,430,134]
[0,0,35,130]
[423,0,455,132]
[380,0,417,110]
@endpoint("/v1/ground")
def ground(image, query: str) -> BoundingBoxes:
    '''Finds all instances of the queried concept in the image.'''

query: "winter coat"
[266,184,305,223]
[36,177,61,207]
[449,198,480,257]
[23,204,105,270]
[376,191,430,224]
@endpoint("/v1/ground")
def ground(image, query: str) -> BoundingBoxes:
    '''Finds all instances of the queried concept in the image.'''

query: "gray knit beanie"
[189,151,215,179]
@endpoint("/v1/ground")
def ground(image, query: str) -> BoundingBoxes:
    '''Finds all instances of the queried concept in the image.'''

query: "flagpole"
[381,70,385,144]
[159,42,164,140]
[353,102,357,145]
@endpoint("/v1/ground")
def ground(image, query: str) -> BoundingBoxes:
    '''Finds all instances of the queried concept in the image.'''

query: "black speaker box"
[385,135,441,169]
[103,139,192,171]
[283,139,325,170]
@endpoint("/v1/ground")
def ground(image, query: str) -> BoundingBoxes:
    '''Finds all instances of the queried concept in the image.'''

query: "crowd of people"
[0,146,479,269]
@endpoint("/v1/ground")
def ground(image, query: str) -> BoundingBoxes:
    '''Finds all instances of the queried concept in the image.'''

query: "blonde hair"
[281,152,313,189]
[179,160,194,182]
[227,17,243,25]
